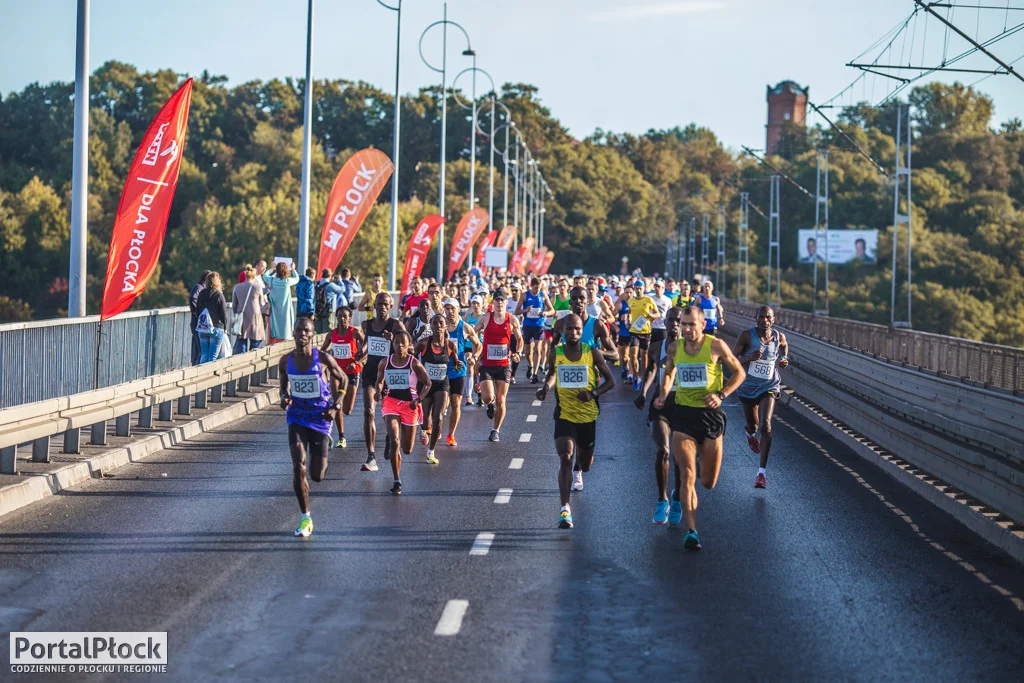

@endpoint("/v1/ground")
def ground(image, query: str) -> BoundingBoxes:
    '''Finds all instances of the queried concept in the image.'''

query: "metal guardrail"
[0,307,192,410]
[722,299,1024,394]
[720,312,1024,525]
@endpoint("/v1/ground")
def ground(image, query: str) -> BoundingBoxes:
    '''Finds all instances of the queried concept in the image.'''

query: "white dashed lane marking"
[434,600,469,636]
[532,400,542,407]
[526,414,537,422]
[519,433,532,443]
[469,533,495,556]
[494,488,513,504]
[509,458,524,469]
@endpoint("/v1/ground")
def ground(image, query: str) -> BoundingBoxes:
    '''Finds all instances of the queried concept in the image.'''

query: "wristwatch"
[716,391,726,402]
[590,390,599,401]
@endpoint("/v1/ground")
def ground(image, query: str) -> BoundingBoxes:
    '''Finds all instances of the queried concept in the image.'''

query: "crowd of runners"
[278,271,788,550]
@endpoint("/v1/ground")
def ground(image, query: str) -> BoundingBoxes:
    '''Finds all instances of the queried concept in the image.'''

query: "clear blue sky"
[1,0,1021,151]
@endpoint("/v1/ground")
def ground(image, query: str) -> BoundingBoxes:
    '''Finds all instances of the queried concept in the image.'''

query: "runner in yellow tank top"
[654,306,745,551]
[536,314,615,530]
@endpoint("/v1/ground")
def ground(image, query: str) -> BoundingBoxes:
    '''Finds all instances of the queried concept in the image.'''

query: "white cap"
[470,295,484,303]
[443,298,460,308]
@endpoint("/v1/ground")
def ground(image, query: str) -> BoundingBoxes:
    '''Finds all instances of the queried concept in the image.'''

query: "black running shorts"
[554,418,597,450]
[670,405,727,445]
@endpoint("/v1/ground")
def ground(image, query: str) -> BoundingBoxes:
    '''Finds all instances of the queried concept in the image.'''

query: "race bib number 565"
[368,337,391,356]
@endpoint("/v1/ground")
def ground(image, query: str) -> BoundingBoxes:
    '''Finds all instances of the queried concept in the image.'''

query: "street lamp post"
[418,3,472,281]
[68,0,89,317]
[453,66,497,267]
[297,0,314,274]
[376,0,402,291]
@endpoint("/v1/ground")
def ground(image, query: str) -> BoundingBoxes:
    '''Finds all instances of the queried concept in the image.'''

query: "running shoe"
[683,528,702,551]
[475,396,485,407]
[426,450,439,465]
[572,471,584,491]
[489,429,500,442]
[390,481,402,495]
[419,429,430,446]
[294,516,313,537]
[558,509,574,529]
[754,472,767,489]
[361,457,378,472]
[530,373,539,384]
[465,397,474,406]
[653,500,670,525]
[446,434,457,447]
[336,436,347,449]
[510,376,517,385]
[746,430,761,455]
[668,490,682,526]
[486,403,496,419]
[633,378,642,391]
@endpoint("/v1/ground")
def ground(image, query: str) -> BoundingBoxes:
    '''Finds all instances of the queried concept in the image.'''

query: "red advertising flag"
[509,245,529,275]
[522,236,536,255]
[447,208,489,278]
[474,230,499,267]
[527,247,547,274]
[539,250,555,275]
[496,225,517,249]
[400,215,445,297]
[101,79,194,320]
[316,149,394,276]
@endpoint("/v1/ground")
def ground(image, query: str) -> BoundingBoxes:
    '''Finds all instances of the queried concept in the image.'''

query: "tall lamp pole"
[418,3,472,281]
[297,0,315,274]
[453,66,496,264]
[376,0,402,291]
[68,0,89,317]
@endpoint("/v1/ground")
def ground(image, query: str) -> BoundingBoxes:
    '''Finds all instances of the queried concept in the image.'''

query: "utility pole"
[891,103,913,328]
[767,175,781,307]
[715,204,726,296]
[68,0,89,317]
[297,0,314,274]
[813,149,830,315]
[700,213,710,279]
[687,217,696,282]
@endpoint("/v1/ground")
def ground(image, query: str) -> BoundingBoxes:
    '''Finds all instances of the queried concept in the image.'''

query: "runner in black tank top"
[415,314,463,464]
[359,292,403,473]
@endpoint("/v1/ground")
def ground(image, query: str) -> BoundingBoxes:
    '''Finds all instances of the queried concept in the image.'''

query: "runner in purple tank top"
[279,317,347,537]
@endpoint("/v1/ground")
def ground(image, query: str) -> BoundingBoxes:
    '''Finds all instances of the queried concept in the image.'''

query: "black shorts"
[345,372,360,390]
[522,325,544,343]
[479,365,511,383]
[289,423,330,460]
[650,328,666,344]
[447,376,465,396]
[647,391,676,426]
[554,418,596,450]
[670,405,727,444]
[425,379,450,398]
[630,333,651,351]
[361,362,383,388]
[739,389,781,407]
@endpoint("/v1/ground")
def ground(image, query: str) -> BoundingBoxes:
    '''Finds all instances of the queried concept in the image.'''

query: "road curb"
[778,388,1024,564]
[0,387,279,521]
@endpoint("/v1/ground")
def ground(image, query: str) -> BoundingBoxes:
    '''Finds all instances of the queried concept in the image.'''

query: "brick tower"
[765,80,808,156]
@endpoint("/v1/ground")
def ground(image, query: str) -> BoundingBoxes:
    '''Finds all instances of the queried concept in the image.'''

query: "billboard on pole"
[798,229,878,264]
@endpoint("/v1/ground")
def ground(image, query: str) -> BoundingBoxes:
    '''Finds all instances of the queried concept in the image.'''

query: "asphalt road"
[1,366,1022,681]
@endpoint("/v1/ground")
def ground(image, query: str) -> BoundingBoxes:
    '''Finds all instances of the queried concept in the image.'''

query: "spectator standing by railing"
[340,267,361,303]
[315,269,346,334]
[196,271,228,363]
[297,267,317,319]
[263,261,300,344]
[232,265,266,354]
[188,270,211,365]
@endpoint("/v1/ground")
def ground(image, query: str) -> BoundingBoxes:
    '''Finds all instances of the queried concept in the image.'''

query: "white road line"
[526,414,537,422]
[434,599,469,636]
[470,532,495,556]
[494,488,513,504]
[532,400,542,407]
[509,458,524,469]
[519,433,532,443]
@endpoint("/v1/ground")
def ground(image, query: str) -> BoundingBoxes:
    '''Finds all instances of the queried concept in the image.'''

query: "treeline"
[0,62,1022,345]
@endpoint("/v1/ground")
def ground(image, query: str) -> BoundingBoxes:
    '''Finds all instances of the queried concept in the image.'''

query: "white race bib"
[675,363,709,389]
[631,315,648,332]
[749,359,774,380]
[703,306,718,322]
[507,301,518,313]
[487,344,509,361]
[556,363,589,390]
[526,308,542,318]
[425,362,448,381]
[556,309,570,320]
[332,343,352,360]
[289,374,321,399]
[368,337,391,357]
[384,368,410,390]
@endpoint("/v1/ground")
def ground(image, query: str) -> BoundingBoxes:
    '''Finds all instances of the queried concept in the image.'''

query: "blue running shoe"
[558,509,573,529]
[683,528,702,551]
[652,500,670,525]
[668,490,683,526]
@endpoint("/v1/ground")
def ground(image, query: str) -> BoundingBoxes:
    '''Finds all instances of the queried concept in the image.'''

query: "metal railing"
[722,299,1024,394]
[0,307,192,410]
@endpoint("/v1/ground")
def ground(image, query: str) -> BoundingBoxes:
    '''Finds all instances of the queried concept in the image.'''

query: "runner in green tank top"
[654,306,745,551]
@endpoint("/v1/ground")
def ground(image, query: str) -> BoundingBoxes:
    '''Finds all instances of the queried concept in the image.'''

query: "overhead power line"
[914,0,1024,84]
[740,146,815,199]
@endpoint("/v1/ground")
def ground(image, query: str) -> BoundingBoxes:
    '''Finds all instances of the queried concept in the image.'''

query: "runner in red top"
[319,305,364,449]
[401,277,427,323]
[473,288,524,443]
